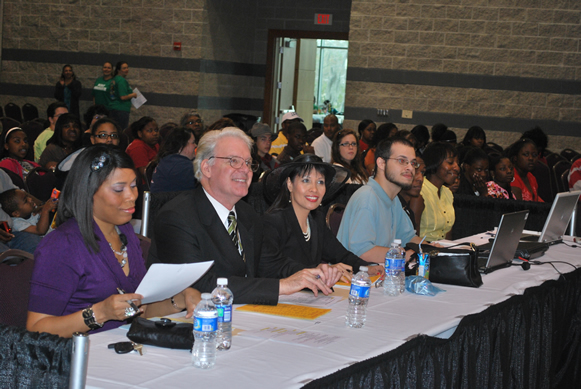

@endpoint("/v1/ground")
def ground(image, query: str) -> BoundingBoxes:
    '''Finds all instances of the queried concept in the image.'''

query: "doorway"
[263,30,349,133]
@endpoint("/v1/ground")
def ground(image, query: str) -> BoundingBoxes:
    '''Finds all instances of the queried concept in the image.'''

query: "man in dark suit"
[148,127,340,305]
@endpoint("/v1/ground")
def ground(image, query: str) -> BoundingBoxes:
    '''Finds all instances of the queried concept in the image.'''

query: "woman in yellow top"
[416,142,459,241]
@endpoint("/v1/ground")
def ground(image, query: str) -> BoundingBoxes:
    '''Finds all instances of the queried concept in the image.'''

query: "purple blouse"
[28,218,146,333]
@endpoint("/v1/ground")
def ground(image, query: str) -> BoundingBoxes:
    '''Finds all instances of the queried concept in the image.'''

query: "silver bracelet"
[170,296,181,310]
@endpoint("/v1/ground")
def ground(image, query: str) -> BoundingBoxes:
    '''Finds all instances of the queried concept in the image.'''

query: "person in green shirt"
[92,62,115,109]
[110,62,137,130]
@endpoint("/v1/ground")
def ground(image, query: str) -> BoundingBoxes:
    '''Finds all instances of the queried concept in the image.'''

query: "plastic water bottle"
[211,278,233,351]
[397,241,406,294]
[346,266,371,328]
[192,293,217,369]
[384,240,404,296]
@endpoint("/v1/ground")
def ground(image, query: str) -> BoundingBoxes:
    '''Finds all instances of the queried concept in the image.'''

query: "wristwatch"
[82,306,104,330]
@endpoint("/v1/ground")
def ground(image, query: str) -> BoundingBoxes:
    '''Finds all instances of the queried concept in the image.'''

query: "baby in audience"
[0,189,57,235]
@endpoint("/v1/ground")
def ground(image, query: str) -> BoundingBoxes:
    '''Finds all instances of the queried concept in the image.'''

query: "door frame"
[263,29,349,131]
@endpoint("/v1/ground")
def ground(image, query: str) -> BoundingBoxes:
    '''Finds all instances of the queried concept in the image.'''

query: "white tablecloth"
[86,238,581,388]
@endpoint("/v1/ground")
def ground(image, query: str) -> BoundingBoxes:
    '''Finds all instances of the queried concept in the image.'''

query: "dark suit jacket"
[262,207,368,273]
[147,186,303,305]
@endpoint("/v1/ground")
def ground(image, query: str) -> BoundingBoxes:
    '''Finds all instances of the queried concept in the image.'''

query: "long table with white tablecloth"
[86,237,581,388]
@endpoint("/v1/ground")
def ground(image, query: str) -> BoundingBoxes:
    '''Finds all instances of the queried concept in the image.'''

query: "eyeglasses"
[93,115,107,120]
[209,156,259,172]
[93,133,119,140]
[384,157,420,169]
[188,120,202,125]
[339,142,357,148]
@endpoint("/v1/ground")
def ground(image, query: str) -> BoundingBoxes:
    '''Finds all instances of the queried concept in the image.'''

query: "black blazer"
[262,207,368,273]
[147,186,303,305]
[54,79,82,118]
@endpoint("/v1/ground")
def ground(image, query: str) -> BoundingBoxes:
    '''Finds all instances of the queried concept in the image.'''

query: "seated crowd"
[0,98,576,339]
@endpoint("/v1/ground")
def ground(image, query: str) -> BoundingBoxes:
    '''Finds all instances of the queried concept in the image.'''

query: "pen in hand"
[117,288,140,315]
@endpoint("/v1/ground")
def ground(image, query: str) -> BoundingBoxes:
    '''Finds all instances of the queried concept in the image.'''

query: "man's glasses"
[93,115,107,121]
[384,157,420,169]
[210,156,259,172]
[94,133,119,140]
[339,142,357,148]
[188,120,202,125]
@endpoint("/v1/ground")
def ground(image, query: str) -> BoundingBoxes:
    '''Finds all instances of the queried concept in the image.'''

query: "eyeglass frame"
[93,133,120,140]
[209,156,259,172]
[383,157,420,169]
[339,141,358,148]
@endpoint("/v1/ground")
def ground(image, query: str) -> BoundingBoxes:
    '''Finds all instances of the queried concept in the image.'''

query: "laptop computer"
[521,190,581,245]
[476,211,529,274]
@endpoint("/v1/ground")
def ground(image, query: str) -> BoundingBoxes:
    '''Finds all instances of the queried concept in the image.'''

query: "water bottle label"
[349,284,370,298]
[194,316,217,332]
[217,305,232,323]
[385,258,404,271]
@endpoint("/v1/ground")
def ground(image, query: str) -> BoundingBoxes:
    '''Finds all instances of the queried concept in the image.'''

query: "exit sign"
[314,14,333,25]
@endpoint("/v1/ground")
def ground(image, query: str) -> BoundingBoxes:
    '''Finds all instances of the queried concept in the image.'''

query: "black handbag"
[127,317,194,349]
[408,243,483,288]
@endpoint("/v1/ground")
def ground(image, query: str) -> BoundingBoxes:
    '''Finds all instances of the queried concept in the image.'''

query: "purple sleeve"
[28,230,81,315]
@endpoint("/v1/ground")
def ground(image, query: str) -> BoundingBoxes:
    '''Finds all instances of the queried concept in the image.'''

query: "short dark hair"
[521,127,547,153]
[91,117,121,137]
[56,145,136,253]
[83,105,110,130]
[287,122,307,135]
[0,189,20,216]
[155,126,195,162]
[357,119,375,137]
[507,137,537,161]
[46,101,68,119]
[411,125,429,147]
[431,123,448,142]
[462,126,486,146]
[47,113,83,150]
[423,142,458,177]
[130,116,156,139]
[374,137,414,175]
[462,147,489,166]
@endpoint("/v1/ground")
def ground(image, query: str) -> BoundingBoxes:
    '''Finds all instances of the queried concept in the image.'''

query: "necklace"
[302,218,311,242]
[108,226,128,268]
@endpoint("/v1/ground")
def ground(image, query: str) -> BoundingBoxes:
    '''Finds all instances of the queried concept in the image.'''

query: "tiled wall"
[343,0,581,150]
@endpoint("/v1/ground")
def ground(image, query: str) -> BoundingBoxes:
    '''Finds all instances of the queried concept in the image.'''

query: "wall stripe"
[0,82,263,111]
[345,106,581,138]
[347,67,581,95]
[1,49,266,76]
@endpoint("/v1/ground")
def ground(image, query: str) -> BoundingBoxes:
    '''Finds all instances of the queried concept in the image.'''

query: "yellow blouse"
[419,179,455,241]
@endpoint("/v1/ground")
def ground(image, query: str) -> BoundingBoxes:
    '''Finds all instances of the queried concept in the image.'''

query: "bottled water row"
[192,278,233,369]
[346,239,408,328]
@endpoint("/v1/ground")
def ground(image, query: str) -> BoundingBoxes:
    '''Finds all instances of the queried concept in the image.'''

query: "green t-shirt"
[109,75,133,112]
[92,76,114,109]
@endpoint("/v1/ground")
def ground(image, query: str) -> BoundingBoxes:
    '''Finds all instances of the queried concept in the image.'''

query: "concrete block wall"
[344,0,581,151]
[1,0,351,131]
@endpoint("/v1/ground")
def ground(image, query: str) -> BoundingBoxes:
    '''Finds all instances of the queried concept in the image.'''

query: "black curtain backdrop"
[304,268,581,389]
[0,325,71,388]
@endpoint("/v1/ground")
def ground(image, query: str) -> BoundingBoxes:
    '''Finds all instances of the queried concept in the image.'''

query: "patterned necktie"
[227,211,244,259]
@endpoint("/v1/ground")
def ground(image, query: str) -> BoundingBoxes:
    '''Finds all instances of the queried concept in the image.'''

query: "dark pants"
[111,110,130,131]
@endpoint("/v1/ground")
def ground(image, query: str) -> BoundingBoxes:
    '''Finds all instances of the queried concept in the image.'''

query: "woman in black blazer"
[262,154,384,282]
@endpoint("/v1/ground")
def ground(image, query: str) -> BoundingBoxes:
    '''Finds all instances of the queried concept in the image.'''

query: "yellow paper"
[336,274,380,287]
[236,303,331,320]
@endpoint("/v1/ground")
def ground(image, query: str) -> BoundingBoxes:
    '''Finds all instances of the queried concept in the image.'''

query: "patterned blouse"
[486,181,516,200]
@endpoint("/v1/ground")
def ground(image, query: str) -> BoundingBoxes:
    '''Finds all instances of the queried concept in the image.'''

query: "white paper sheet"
[240,326,343,348]
[131,88,147,109]
[278,293,345,307]
[135,262,213,304]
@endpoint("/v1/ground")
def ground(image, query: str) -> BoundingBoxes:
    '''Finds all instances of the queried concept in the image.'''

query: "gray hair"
[194,127,254,180]
[179,110,201,126]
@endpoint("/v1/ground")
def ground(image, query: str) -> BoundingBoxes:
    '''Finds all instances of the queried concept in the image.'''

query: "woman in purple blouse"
[27,145,201,337]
